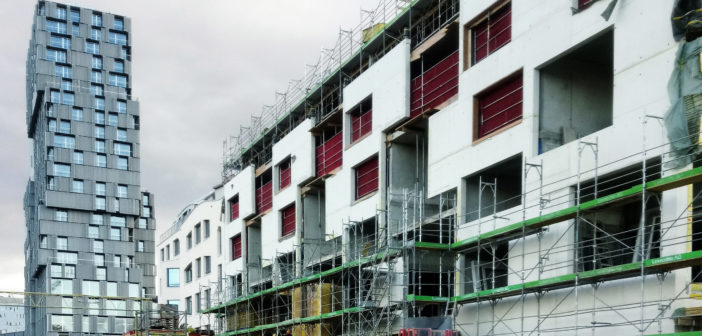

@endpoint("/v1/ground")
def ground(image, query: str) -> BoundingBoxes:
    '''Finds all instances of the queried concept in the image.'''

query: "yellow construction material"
[362,23,385,43]
[293,286,304,318]
[292,324,307,336]
[307,283,340,316]
[305,323,332,336]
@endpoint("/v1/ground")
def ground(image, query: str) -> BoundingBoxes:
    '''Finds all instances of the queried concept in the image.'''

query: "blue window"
[108,32,127,46]
[109,74,127,88]
[54,64,71,78]
[85,41,99,54]
[46,20,67,34]
[114,143,131,156]
[167,268,180,287]
[117,157,128,170]
[54,163,71,177]
[114,18,124,31]
[49,35,71,49]
[92,56,102,69]
[70,9,80,22]
[72,108,82,121]
[108,113,118,127]
[90,28,101,41]
[92,13,102,27]
[94,98,105,111]
[62,92,74,105]
[91,84,103,96]
[47,48,67,63]
[94,111,105,124]
[91,70,102,83]
[61,79,72,91]
[50,90,60,103]
[72,23,79,37]
[114,60,124,73]
[54,135,75,149]
[116,101,127,113]
[56,7,67,20]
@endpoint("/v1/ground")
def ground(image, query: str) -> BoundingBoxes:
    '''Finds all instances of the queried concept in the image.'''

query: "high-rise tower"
[23,1,155,334]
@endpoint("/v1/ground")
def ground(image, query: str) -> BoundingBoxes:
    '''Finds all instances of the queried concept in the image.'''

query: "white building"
[201,0,702,335]
[157,188,225,332]
[0,297,25,334]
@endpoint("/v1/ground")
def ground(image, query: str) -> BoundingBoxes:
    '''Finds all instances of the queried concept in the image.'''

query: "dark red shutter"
[232,235,241,260]
[410,51,459,118]
[229,196,239,221]
[351,103,372,142]
[355,156,379,200]
[316,131,343,176]
[281,204,296,237]
[578,0,595,8]
[472,2,511,65]
[478,72,523,138]
[279,159,291,190]
[256,173,273,213]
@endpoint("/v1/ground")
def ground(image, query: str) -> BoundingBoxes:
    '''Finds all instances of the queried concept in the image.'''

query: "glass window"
[65,265,75,278]
[54,135,75,149]
[117,185,128,198]
[50,89,60,103]
[48,148,55,161]
[85,41,99,54]
[195,224,201,244]
[59,120,70,133]
[56,237,68,250]
[61,298,73,314]
[114,60,124,73]
[109,74,127,88]
[48,105,55,117]
[51,264,62,277]
[137,240,144,252]
[46,19,67,34]
[108,32,128,45]
[82,316,90,333]
[92,13,102,27]
[48,119,56,132]
[117,157,128,170]
[87,298,100,315]
[62,92,74,106]
[49,35,71,49]
[138,218,146,229]
[88,225,99,239]
[96,267,106,280]
[95,97,105,110]
[110,227,120,240]
[96,316,107,333]
[56,6,67,19]
[117,128,127,141]
[72,108,82,121]
[55,64,72,78]
[185,296,192,314]
[61,79,72,91]
[94,125,104,139]
[50,279,73,295]
[90,28,100,41]
[185,265,192,283]
[57,251,77,264]
[72,180,83,193]
[174,239,180,256]
[95,196,106,210]
[95,140,105,153]
[47,176,55,190]
[205,220,210,238]
[70,8,80,22]
[116,100,127,113]
[94,253,104,266]
[106,282,117,296]
[91,214,103,225]
[46,48,67,63]
[92,56,102,70]
[54,164,71,177]
[114,143,131,156]
[109,113,118,127]
[50,315,73,332]
[93,241,103,253]
[94,111,105,124]
[95,182,105,196]
[114,17,124,30]
[72,23,79,37]
[128,283,139,297]
[110,216,126,227]
[55,210,68,222]
[91,70,102,83]
[113,255,121,267]
[91,84,103,96]
[205,256,211,274]
[40,235,48,248]
[106,300,125,317]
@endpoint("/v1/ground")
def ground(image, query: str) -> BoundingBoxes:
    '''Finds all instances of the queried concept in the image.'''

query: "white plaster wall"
[156,198,225,329]
[224,166,255,220]
[272,118,315,187]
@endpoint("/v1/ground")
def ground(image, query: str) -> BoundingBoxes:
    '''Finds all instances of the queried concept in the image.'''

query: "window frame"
[281,204,296,237]
[473,70,523,140]
[278,158,292,191]
[354,156,380,200]
[231,234,242,261]
[463,0,512,70]
[349,96,372,143]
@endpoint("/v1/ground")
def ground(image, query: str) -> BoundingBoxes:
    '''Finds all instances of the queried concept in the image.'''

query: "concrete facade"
[23,1,155,335]
[156,189,225,331]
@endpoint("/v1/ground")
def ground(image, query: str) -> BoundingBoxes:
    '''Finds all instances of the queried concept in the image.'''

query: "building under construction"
[193,0,702,334]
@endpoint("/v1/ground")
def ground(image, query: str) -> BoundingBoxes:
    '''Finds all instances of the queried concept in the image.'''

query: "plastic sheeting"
[665,38,702,168]
[672,0,702,41]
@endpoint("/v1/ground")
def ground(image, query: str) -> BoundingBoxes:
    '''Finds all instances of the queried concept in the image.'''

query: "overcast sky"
[0,0,379,292]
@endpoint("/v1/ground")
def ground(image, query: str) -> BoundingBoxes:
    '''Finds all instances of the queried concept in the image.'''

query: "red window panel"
[578,0,595,8]
[255,172,273,213]
[231,235,241,260]
[355,156,379,200]
[472,2,512,64]
[351,99,372,142]
[279,159,291,190]
[229,195,239,221]
[477,72,523,138]
[410,51,459,118]
[281,204,296,237]
[315,131,343,176]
